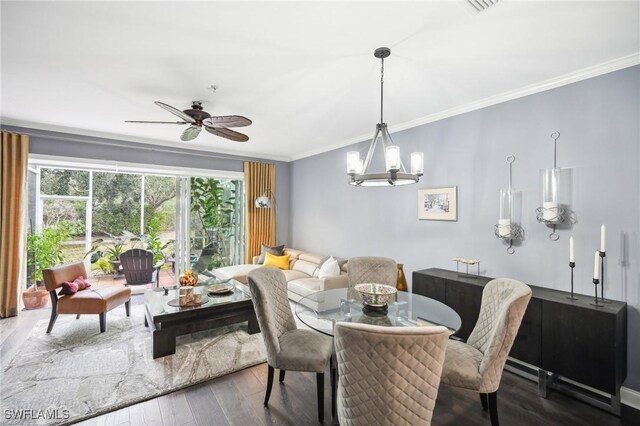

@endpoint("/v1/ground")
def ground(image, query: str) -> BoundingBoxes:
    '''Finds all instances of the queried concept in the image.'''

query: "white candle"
[593,251,600,280]
[569,237,574,263]
[498,219,511,238]
[543,202,559,222]
[600,224,606,253]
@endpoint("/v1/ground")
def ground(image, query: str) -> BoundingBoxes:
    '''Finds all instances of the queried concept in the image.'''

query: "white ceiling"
[2,1,639,161]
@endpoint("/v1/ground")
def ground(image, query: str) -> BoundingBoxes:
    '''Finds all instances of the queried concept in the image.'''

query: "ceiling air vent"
[466,0,500,13]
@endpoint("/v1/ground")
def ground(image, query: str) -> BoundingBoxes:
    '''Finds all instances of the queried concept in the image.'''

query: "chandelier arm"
[362,124,381,174]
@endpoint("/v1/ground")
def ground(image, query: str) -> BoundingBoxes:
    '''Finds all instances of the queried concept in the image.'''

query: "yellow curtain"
[244,161,275,263]
[0,132,29,318]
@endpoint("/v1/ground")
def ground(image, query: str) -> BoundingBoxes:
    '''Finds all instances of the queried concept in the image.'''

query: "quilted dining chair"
[441,278,532,426]
[247,267,335,423]
[334,322,450,426]
[347,256,397,300]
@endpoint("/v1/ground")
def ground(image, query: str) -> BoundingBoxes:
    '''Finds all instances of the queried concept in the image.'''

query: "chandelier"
[347,47,424,186]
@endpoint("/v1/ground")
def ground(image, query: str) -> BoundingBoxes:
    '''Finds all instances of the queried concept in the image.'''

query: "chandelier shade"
[347,47,424,187]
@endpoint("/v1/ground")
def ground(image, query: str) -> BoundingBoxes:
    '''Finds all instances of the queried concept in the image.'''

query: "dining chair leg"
[330,356,337,420]
[279,370,286,383]
[487,391,499,426]
[264,365,275,406]
[125,300,131,317]
[76,314,81,320]
[480,392,488,411]
[317,373,324,423]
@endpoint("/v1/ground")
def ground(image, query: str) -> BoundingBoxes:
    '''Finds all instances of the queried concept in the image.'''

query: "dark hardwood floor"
[2,302,638,426]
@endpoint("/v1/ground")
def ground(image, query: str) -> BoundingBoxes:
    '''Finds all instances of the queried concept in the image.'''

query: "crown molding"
[291,53,640,161]
[0,119,292,163]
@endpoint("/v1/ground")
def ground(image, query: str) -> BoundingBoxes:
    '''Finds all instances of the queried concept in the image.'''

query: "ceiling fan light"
[385,146,401,172]
[411,152,424,175]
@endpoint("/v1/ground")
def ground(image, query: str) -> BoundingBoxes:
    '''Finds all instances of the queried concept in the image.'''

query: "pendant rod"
[380,56,384,124]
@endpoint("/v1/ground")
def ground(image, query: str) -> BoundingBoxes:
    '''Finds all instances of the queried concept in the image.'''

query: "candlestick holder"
[599,251,611,303]
[567,262,577,300]
[590,278,604,307]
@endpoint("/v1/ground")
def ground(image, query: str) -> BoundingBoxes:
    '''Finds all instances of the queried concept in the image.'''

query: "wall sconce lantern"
[495,155,524,254]
[536,131,566,241]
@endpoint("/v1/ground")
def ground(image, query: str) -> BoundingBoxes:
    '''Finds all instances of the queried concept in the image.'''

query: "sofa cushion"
[257,244,285,264]
[284,248,304,260]
[264,252,290,270]
[214,264,261,284]
[288,277,322,298]
[298,252,325,265]
[282,270,310,282]
[292,259,318,277]
[318,257,340,279]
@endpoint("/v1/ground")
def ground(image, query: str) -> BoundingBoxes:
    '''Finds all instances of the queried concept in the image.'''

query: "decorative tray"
[167,297,209,308]
[208,284,235,295]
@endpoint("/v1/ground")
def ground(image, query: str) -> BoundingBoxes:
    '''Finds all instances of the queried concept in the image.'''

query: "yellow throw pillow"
[264,252,290,270]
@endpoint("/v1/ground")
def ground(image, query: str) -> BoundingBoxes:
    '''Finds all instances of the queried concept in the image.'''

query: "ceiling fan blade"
[125,120,188,124]
[181,125,202,142]
[205,126,249,142]
[203,115,252,128]
[154,101,196,123]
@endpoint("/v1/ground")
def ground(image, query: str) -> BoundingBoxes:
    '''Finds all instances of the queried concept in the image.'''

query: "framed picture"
[418,186,458,221]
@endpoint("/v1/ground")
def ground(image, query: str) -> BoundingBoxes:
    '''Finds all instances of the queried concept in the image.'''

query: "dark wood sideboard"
[413,268,627,414]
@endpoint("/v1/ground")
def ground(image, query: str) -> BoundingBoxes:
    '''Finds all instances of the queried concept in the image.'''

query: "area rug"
[0,304,266,425]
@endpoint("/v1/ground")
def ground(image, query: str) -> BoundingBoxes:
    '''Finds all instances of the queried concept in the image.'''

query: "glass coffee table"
[144,278,259,358]
[295,288,461,337]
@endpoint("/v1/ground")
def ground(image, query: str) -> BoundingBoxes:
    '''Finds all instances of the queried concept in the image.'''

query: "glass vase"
[396,264,407,292]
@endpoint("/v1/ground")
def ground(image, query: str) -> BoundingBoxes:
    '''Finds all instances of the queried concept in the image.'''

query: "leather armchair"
[43,262,131,333]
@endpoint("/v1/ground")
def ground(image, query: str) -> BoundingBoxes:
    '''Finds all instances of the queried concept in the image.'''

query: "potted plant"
[24,225,69,309]
[85,232,131,275]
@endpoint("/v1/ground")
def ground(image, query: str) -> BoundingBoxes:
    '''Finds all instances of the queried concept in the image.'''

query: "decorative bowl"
[354,283,397,307]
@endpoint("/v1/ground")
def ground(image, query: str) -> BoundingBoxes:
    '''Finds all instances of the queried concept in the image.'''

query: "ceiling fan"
[125,101,252,142]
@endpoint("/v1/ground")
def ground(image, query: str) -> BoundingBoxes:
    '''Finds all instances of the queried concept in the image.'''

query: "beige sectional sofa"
[214,248,349,303]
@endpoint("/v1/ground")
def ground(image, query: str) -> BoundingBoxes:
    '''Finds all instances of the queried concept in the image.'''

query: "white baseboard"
[622,386,640,410]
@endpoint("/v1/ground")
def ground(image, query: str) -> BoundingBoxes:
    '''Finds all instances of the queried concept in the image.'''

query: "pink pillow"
[59,281,79,296]
[73,276,91,290]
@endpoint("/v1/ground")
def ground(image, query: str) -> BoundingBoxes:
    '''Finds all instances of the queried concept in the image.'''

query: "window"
[26,158,244,287]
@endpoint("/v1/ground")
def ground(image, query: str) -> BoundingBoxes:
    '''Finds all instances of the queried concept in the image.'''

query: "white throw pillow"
[318,256,340,279]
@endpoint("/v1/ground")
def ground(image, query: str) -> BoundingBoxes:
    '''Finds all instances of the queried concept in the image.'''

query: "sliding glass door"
[27,159,243,288]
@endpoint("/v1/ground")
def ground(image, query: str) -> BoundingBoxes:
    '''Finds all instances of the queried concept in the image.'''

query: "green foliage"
[27,225,70,283]
[144,217,173,263]
[95,258,112,274]
[40,168,89,196]
[85,232,131,262]
[91,172,141,236]
[190,178,237,266]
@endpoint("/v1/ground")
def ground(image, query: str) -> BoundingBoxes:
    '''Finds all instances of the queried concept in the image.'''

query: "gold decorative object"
[179,270,198,286]
[396,264,407,292]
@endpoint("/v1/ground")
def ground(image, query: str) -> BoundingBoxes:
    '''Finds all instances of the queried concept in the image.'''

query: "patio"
[90,268,177,294]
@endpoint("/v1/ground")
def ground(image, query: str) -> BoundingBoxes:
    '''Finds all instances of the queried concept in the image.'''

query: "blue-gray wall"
[1,125,291,246]
[289,65,640,391]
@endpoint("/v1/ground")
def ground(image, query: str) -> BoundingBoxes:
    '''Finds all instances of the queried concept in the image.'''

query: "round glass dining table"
[295,288,461,337]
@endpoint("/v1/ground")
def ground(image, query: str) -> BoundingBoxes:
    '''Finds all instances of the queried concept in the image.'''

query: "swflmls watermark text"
[4,408,70,420]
